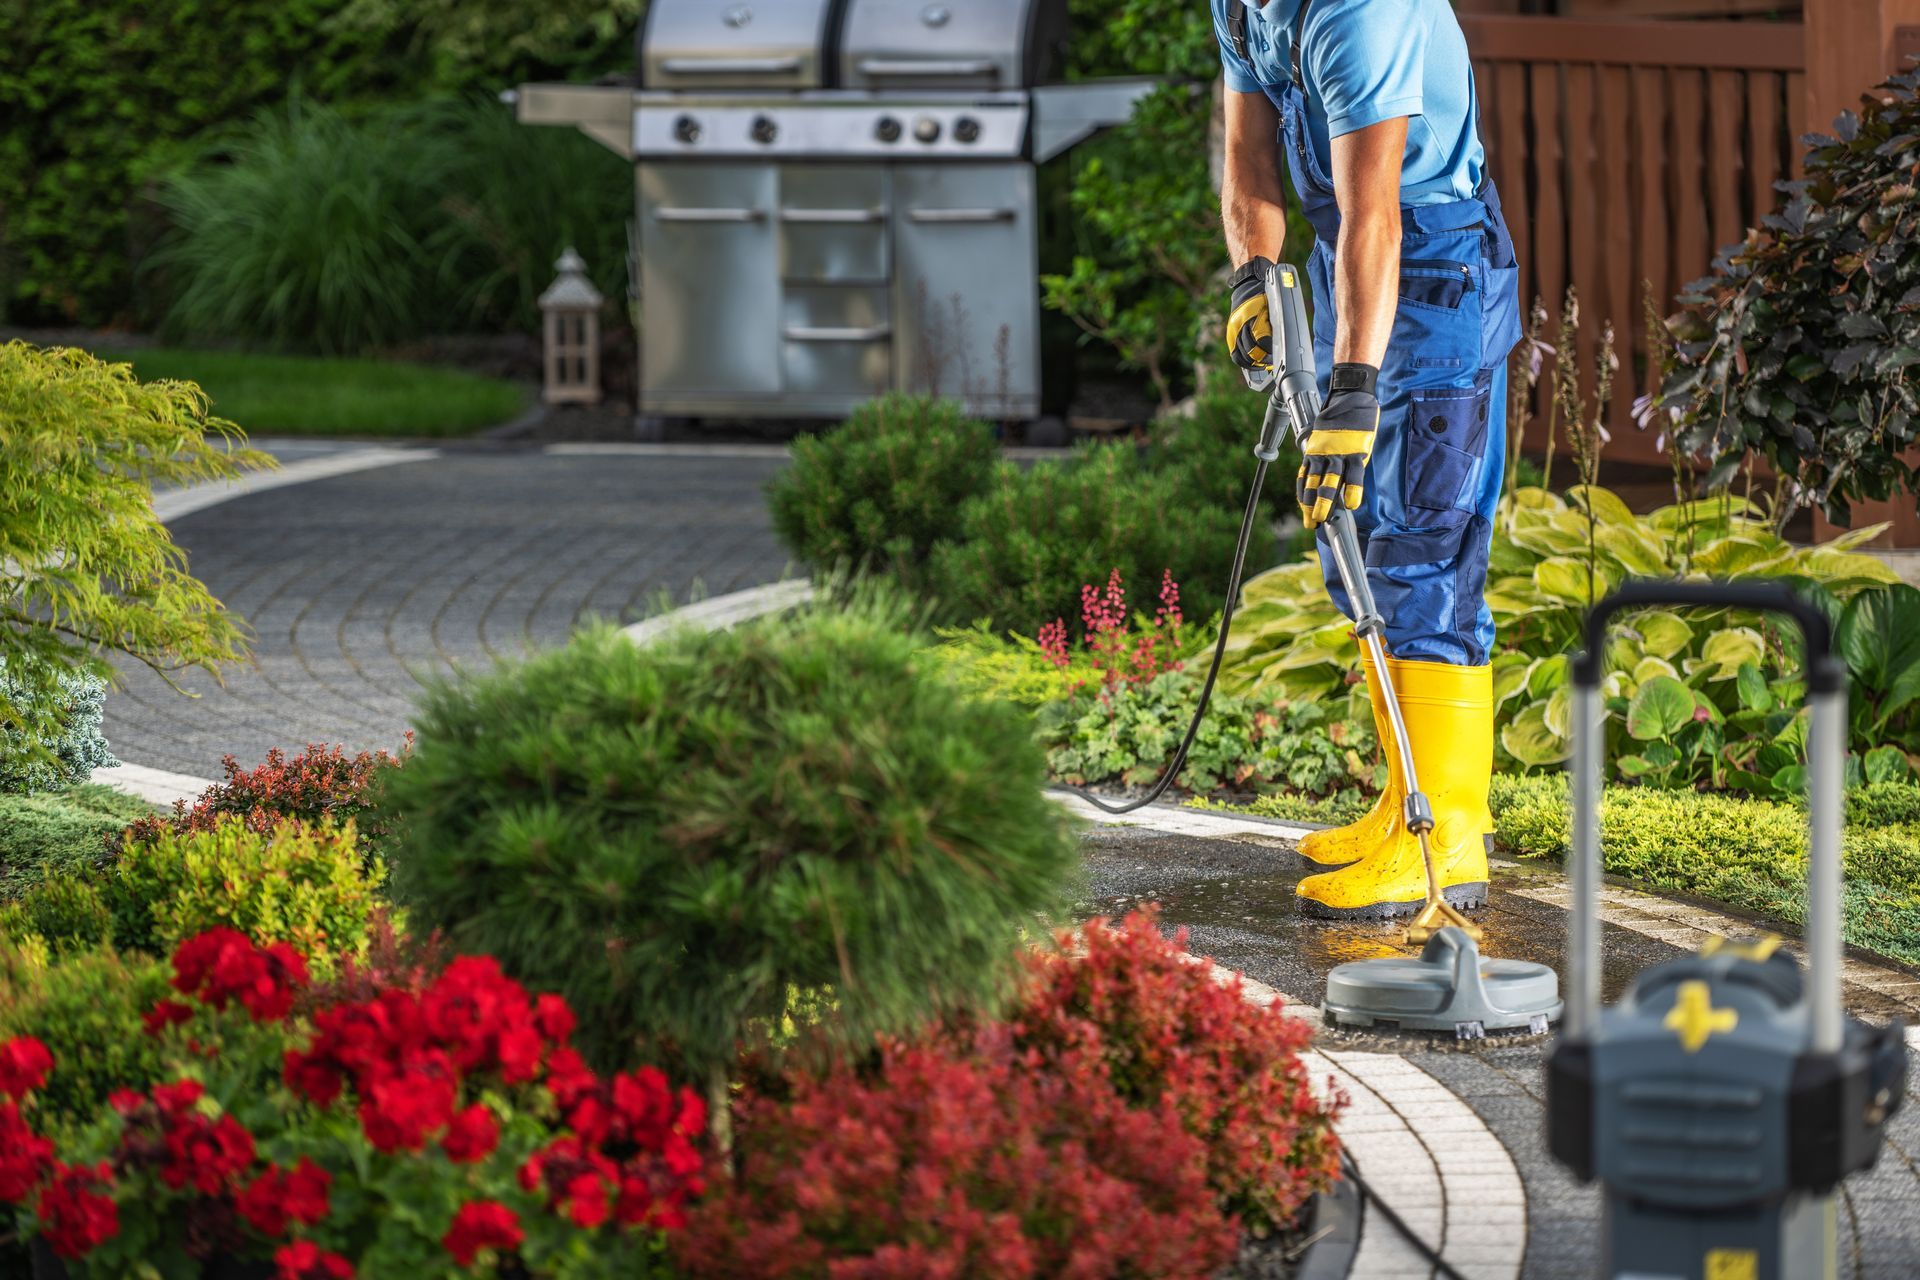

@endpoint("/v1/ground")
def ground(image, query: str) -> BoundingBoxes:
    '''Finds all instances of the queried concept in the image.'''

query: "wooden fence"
[1461,16,1808,464]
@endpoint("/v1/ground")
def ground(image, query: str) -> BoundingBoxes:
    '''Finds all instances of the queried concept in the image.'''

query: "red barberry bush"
[676,1022,1239,1279]
[1014,910,1342,1233]
[119,741,407,855]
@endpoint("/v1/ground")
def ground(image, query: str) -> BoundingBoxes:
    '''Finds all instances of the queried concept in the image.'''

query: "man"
[1215,0,1521,919]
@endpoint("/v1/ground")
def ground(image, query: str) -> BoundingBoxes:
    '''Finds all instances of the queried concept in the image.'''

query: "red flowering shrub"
[1014,910,1342,1232]
[678,1021,1236,1279]
[119,741,406,854]
[2,931,705,1277]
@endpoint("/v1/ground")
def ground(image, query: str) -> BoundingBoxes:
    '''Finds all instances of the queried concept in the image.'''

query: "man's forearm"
[1332,206,1400,367]
[1222,170,1288,267]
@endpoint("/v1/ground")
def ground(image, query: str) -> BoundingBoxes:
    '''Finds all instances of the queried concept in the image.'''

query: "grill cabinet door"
[780,167,892,404]
[638,163,781,403]
[891,164,1039,418]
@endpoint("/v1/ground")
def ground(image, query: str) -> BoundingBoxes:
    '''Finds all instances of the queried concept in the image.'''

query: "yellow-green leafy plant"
[100,816,385,976]
[0,343,268,781]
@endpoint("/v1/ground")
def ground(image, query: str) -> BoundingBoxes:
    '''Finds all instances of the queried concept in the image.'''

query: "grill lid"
[840,0,1065,92]
[641,0,841,91]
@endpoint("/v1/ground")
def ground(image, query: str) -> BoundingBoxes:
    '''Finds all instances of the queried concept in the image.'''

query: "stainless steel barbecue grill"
[514,0,1151,433]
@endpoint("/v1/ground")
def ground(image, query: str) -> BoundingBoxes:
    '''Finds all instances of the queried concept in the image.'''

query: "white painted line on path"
[545,443,793,459]
[620,579,815,646]
[153,447,438,523]
[89,762,215,808]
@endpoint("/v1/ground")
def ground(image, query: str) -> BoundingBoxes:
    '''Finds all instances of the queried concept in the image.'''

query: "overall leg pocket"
[1402,380,1492,514]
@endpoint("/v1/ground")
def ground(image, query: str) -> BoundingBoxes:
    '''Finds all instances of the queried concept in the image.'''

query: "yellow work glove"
[1296,363,1381,529]
[1226,256,1276,371]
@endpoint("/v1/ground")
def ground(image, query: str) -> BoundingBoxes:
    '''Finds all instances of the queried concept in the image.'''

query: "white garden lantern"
[539,247,604,405]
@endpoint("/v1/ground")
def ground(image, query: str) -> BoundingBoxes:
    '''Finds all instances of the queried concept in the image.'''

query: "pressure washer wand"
[1259,266,1475,944]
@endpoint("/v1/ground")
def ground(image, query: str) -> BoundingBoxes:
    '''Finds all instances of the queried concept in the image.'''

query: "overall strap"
[1226,0,1251,63]
[1290,0,1313,95]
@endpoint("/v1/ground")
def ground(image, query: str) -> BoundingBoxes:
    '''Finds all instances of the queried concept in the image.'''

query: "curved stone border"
[89,761,216,808]
[620,579,815,646]
[153,446,437,523]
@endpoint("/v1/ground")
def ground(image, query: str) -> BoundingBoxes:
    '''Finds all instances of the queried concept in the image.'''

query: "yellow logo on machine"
[1665,980,1738,1053]
[1704,1247,1759,1280]
[1700,935,1782,962]
[1279,267,1296,288]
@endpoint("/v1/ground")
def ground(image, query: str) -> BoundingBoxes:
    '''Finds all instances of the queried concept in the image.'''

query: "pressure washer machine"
[1547,581,1908,1280]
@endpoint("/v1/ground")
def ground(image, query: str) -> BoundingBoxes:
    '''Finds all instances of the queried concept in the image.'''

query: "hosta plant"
[1220,485,1901,785]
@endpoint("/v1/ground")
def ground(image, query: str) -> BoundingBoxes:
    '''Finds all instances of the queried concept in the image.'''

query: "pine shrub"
[102,817,385,976]
[382,591,1081,1080]
[768,395,999,590]
[930,444,1246,637]
[1147,390,1298,534]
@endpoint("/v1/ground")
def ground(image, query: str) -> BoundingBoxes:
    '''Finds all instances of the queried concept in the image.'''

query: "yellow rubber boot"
[1295,647,1400,871]
[1295,657,1493,919]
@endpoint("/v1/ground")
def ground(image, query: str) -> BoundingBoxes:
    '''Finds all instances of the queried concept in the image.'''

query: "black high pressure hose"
[1059,455,1272,816]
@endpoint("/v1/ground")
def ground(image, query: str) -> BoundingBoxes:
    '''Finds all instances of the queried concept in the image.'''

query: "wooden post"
[1804,0,1920,548]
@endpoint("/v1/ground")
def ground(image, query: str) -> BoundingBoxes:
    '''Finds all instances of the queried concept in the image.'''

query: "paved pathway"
[105,442,793,777]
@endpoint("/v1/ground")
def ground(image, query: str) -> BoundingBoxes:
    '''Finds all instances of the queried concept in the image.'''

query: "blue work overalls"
[1256,1,1522,665]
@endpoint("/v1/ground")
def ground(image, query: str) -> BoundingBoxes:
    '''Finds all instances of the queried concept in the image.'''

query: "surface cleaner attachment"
[1324,926,1562,1038]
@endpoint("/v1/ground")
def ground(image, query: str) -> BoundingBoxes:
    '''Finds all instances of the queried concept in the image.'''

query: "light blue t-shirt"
[1212,0,1485,206]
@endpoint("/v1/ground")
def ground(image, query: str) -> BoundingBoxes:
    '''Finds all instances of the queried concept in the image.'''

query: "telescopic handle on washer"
[1564,581,1847,1048]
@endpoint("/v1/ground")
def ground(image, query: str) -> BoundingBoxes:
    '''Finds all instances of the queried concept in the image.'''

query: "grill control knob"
[750,115,779,145]
[913,115,942,144]
[673,115,701,145]
[953,116,982,144]
[874,115,902,143]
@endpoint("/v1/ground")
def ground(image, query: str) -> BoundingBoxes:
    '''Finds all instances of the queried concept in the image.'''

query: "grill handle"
[907,208,1017,225]
[781,209,887,225]
[855,57,1000,80]
[658,56,805,76]
[652,208,768,225]
[785,324,893,343]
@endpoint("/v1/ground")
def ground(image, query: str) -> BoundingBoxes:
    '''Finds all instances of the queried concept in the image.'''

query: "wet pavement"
[1077,825,1920,1279]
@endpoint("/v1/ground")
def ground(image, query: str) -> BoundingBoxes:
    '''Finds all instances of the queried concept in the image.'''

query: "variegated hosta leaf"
[1625,609,1693,660]
[1594,523,1671,576]
[1501,700,1570,768]
[1685,626,1766,680]
[1565,484,1636,527]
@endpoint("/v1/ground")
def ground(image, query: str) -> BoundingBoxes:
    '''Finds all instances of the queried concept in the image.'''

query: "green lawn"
[100,348,529,438]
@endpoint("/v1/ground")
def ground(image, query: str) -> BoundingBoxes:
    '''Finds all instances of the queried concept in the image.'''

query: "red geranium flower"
[0,1102,54,1203]
[442,1200,522,1265]
[356,1057,456,1153]
[151,1078,205,1117]
[36,1162,119,1259]
[161,1112,255,1195]
[170,929,309,1022]
[0,1036,53,1100]
[441,1103,499,1164]
[236,1158,331,1237]
[142,1000,195,1036]
[533,994,575,1045]
[274,1239,354,1280]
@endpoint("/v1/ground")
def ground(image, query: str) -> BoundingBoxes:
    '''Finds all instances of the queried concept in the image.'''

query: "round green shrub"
[768,395,999,590]
[929,443,1249,637]
[1146,389,1299,534]
[383,590,1081,1079]
[105,816,385,976]
[6,874,111,954]
[0,939,173,1132]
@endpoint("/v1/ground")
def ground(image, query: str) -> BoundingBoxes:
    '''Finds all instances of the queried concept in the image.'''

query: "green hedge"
[1489,775,1920,966]
[0,0,643,326]
[0,785,156,900]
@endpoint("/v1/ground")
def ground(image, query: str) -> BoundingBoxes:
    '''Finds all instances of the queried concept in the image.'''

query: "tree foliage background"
[0,0,646,327]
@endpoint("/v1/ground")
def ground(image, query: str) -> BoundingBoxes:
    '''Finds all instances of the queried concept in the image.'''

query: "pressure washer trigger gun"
[1253,262,1318,462]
